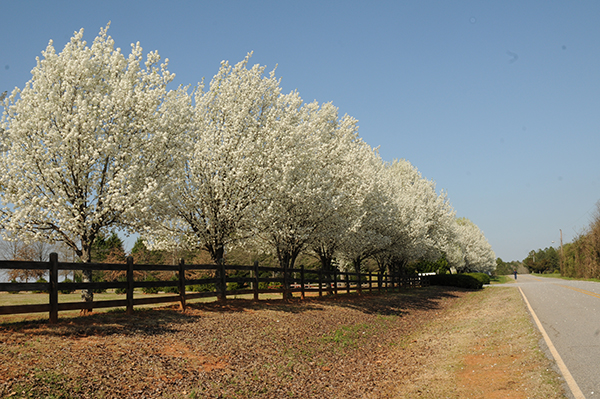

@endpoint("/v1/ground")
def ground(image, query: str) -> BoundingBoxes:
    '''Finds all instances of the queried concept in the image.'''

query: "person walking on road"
[513,270,518,280]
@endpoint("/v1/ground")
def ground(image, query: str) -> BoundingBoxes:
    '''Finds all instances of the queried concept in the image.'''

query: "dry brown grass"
[383,286,566,398]
[0,286,565,398]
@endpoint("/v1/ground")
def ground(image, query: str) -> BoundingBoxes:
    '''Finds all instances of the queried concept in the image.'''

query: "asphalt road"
[509,274,600,398]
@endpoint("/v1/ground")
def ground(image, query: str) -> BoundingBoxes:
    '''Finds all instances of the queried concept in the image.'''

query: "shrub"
[9,279,19,294]
[59,278,76,294]
[142,274,160,294]
[70,270,106,293]
[33,277,48,293]
[258,281,281,290]
[163,274,180,294]
[429,273,483,290]
[92,272,107,293]
[227,282,241,291]
[187,283,215,292]
[465,272,490,285]
[228,270,250,291]
[114,275,127,294]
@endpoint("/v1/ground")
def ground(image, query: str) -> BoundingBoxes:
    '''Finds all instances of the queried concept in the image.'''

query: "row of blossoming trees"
[0,25,495,303]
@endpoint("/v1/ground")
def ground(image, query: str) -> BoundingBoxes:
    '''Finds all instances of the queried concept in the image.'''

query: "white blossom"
[142,54,286,263]
[254,99,362,271]
[336,146,393,273]
[0,25,181,301]
[449,218,496,273]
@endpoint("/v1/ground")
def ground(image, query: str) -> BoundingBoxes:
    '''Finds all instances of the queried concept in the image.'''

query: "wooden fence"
[0,253,429,323]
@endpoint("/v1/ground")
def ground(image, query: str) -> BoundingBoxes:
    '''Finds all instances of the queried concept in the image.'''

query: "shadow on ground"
[0,286,466,338]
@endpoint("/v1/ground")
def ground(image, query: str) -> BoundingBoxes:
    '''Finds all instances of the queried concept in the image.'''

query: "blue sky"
[1,0,599,262]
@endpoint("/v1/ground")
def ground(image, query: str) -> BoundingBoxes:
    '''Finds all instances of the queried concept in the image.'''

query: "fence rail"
[0,253,429,323]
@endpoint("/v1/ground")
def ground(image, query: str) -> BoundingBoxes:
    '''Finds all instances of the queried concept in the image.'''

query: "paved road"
[505,274,600,398]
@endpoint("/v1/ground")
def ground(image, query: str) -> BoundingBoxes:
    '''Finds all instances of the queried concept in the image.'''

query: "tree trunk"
[322,256,334,296]
[208,244,225,265]
[278,251,292,300]
[80,246,93,314]
[208,244,227,301]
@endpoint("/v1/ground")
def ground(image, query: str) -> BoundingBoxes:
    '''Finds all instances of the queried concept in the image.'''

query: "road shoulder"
[385,286,566,398]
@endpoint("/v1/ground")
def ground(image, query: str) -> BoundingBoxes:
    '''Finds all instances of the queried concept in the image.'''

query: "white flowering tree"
[142,54,287,264]
[449,218,496,273]
[374,159,456,275]
[253,100,358,275]
[0,25,181,304]
[336,147,393,274]
[308,111,364,274]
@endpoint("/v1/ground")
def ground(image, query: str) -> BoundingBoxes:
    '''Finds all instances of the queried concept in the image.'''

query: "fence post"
[179,258,186,311]
[300,265,305,300]
[333,270,338,296]
[368,272,372,293]
[317,269,322,297]
[49,252,58,324]
[357,269,362,295]
[346,272,350,294]
[126,256,134,315]
[283,263,290,300]
[253,261,259,301]
[217,260,226,302]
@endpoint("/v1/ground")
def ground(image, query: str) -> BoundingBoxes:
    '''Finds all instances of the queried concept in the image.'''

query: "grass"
[0,290,214,324]
[490,275,513,284]
[323,322,375,348]
[531,272,600,283]
[383,286,566,398]
[531,272,563,278]
[0,286,566,398]
[0,288,352,324]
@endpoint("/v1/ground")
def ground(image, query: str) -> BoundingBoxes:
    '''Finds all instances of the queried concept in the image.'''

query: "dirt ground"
[0,286,565,398]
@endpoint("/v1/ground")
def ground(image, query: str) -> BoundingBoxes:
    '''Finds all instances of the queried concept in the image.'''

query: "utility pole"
[560,229,564,271]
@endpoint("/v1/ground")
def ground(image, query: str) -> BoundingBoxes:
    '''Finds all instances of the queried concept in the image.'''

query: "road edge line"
[518,287,586,399]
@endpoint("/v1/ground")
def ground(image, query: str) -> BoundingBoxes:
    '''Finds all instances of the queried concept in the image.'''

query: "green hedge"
[429,273,483,290]
[465,272,490,285]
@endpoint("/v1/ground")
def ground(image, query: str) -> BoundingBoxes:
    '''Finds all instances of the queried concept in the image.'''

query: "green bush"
[163,274,180,294]
[429,273,483,290]
[228,270,250,291]
[92,271,107,293]
[59,278,76,294]
[258,281,281,290]
[33,277,48,293]
[72,271,106,293]
[114,275,127,294]
[142,274,161,294]
[465,272,490,285]
[187,283,215,292]
[9,279,19,294]
[227,282,241,291]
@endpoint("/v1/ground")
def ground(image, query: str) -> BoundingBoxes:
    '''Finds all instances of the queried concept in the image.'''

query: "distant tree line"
[495,258,526,275]
[559,202,600,279]
[523,247,559,274]
[514,201,600,278]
